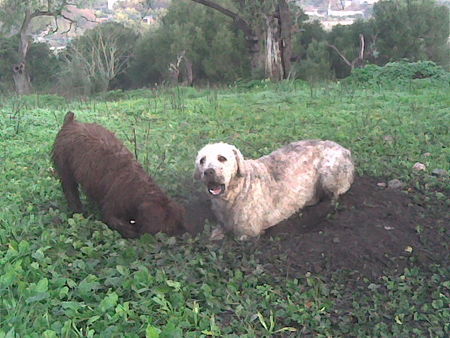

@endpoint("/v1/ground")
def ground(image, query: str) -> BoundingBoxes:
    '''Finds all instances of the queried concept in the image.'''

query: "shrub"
[57,22,139,96]
[379,61,449,80]
[347,61,450,86]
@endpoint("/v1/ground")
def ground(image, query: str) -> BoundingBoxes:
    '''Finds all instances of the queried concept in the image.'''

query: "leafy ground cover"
[0,80,448,336]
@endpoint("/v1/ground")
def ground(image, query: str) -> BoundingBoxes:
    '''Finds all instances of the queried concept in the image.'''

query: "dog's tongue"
[209,186,222,195]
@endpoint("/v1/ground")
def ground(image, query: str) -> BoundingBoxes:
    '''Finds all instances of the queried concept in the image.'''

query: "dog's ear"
[233,147,246,177]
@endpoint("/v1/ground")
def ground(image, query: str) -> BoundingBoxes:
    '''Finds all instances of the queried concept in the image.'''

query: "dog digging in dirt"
[52,112,185,238]
[194,140,354,240]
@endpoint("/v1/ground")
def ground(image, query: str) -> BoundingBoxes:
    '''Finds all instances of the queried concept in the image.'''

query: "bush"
[346,64,382,84]
[379,61,449,80]
[57,22,139,96]
[347,61,450,86]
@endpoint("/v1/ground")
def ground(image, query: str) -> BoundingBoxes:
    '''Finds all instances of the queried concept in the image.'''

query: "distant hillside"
[33,0,172,48]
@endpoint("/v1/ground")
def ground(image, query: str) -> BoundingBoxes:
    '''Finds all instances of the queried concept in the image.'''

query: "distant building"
[322,19,355,30]
[108,0,126,10]
[142,15,157,25]
[304,7,327,18]
[327,2,364,17]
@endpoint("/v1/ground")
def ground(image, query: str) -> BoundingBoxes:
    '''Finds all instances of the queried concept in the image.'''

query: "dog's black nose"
[204,168,215,177]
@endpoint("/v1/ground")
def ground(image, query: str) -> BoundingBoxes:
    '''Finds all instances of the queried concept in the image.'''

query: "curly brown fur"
[52,112,185,238]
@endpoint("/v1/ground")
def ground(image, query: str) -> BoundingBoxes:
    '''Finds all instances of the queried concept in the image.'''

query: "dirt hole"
[183,176,448,278]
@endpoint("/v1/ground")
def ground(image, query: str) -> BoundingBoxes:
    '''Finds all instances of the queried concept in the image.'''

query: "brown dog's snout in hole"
[52,111,186,238]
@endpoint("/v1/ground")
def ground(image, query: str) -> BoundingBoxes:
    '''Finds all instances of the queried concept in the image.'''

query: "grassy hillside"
[0,80,448,336]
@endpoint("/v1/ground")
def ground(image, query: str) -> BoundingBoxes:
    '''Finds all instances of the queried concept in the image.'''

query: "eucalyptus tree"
[61,22,138,93]
[0,0,84,94]
[372,0,450,66]
[190,0,301,81]
[129,1,250,86]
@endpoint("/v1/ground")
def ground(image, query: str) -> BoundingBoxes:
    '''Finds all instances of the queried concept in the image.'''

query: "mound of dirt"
[183,176,448,278]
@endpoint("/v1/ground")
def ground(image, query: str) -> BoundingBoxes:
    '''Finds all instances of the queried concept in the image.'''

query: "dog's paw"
[210,227,225,241]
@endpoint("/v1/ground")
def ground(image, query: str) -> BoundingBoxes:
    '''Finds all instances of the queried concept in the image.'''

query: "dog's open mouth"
[207,182,225,196]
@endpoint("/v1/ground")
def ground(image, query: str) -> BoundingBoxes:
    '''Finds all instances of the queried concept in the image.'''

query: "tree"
[0,0,83,94]
[0,36,19,92]
[328,33,365,72]
[327,20,375,78]
[59,22,138,95]
[28,42,62,90]
[189,0,298,81]
[372,0,450,67]
[292,19,327,63]
[0,36,60,93]
[129,1,249,86]
[294,39,332,82]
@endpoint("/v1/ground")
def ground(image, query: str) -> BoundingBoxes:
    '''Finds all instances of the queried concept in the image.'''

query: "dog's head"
[135,200,186,236]
[194,142,246,197]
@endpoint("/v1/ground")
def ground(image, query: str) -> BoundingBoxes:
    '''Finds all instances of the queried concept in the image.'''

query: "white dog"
[194,140,354,240]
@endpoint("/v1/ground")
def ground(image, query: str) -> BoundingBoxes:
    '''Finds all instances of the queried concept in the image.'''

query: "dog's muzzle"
[203,168,226,196]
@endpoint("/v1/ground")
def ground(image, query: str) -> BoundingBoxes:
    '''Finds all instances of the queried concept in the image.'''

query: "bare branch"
[328,34,366,71]
[190,0,238,18]
[51,16,59,34]
[190,0,256,41]
[60,20,73,34]
[80,15,97,23]
[31,10,56,18]
[358,34,364,60]
[328,44,352,67]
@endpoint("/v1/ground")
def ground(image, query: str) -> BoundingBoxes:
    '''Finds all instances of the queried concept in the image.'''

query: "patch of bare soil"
[183,176,449,278]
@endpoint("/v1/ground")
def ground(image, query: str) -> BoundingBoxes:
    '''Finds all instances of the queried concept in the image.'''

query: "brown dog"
[52,112,185,238]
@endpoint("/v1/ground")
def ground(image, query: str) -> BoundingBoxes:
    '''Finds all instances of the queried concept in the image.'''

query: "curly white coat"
[194,140,354,240]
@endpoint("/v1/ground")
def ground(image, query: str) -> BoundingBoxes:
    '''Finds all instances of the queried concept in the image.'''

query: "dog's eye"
[200,156,206,165]
[218,155,227,163]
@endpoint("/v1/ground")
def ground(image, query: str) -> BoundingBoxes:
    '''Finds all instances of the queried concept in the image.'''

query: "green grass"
[0,80,449,336]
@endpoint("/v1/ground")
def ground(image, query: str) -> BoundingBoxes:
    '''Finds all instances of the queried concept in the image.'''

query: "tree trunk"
[183,57,193,86]
[12,62,32,95]
[247,34,264,78]
[264,0,293,81]
[278,0,292,78]
[190,0,294,81]
[168,63,180,85]
[13,9,33,95]
[265,14,283,81]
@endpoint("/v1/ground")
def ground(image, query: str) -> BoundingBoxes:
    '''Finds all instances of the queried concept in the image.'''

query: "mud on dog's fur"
[194,140,354,240]
[52,112,185,238]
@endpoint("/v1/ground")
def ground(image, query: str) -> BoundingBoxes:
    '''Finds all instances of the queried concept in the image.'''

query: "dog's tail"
[63,111,76,125]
